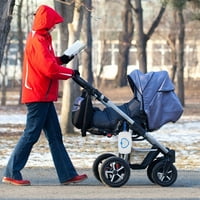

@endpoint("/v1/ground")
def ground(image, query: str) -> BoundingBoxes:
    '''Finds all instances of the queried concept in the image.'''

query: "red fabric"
[21,5,74,103]
[32,5,64,31]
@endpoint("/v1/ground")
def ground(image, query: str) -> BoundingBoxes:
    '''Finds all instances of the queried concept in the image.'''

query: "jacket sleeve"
[55,56,63,65]
[29,35,74,80]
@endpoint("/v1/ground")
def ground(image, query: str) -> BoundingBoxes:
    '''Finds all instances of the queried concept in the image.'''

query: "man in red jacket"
[2,5,87,186]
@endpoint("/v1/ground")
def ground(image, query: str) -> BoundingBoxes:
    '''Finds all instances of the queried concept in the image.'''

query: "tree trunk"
[97,40,107,88]
[55,0,84,134]
[0,70,6,105]
[17,0,24,104]
[0,0,15,105]
[133,0,147,73]
[133,0,167,73]
[167,11,177,83]
[0,34,13,105]
[0,0,15,68]
[115,0,133,87]
[82,0,93,84]
[54,0,74,134]
[176,10,185,106]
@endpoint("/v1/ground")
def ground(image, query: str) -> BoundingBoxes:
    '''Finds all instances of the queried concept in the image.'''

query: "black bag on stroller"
[72,90,94,136]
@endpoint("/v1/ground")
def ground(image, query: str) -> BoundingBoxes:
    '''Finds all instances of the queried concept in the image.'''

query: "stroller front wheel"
[151,161,177,187]
[92,153,116,183]
[147,157,165,183]
[99,157,130,187]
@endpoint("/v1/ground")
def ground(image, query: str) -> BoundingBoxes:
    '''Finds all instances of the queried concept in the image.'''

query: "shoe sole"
[2,179,31,186]
[62,177,88,185]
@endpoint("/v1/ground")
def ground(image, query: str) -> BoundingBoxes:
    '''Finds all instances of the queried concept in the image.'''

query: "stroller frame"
[73,75,177,187]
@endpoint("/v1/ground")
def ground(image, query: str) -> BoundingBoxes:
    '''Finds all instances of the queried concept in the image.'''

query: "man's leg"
[4,103,48,180]
[43,102,78,183]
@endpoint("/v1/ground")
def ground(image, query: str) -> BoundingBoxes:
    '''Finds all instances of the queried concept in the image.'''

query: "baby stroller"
[72,69,183,187]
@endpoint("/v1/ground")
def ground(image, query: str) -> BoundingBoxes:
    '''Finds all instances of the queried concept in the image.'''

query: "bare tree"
[166,0,187,106]
[0,0,15,68]
[115,0,134,87]
[132,0,168,73]
[0,34,14,105]
[17,0,24,104]
[0,68,7,105]
[54,0,85,134]
[166,21,177,82]
[82,0,93,84]
[0,0,15,105]
[54,0,75,134]
[97,40,108,88]
[176,7,185,106]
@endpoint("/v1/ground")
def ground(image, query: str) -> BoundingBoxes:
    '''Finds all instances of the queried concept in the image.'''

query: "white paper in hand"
[64,40,86,56]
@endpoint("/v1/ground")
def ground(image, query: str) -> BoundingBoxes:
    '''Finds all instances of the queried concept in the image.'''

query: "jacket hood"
[32,5,64,31]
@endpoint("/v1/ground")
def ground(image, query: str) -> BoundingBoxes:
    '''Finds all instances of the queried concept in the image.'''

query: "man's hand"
[73,70,80,77]
[60,55,74,64]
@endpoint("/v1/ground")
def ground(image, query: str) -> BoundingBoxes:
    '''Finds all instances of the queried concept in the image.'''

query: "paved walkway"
[0,167,199,200]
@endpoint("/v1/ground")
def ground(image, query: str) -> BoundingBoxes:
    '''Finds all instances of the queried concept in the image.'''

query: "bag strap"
[81,92,91,137]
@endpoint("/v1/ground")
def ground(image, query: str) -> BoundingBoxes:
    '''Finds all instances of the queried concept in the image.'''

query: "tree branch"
[130,0,137,12]
[145,4,167,41]
[55,0,93,12]
[55,0,75,6]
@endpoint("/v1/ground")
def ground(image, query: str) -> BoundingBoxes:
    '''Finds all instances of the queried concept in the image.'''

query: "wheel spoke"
[116,173,124,181]
[110,174,116,182]
[100,157,130,187]
[105,170,114,178]
[105,170,118,183]
[152,162,177,186]
[166,175,171,181]
[111,162,116,170]
[116,166,124,173]
[105,169,113,174]
[167,170,172,175]
[157,172,164,181]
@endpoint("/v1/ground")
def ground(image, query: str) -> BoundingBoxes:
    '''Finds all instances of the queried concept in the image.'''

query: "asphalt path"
[0,167,199,200]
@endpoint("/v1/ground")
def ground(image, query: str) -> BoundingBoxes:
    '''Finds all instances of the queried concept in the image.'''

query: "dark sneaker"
[62,174,88,185]
[2,177,31,186]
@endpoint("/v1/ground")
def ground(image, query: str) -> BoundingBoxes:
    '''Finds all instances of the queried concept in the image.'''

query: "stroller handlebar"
[72,74,93,90]
[72,75,109,102]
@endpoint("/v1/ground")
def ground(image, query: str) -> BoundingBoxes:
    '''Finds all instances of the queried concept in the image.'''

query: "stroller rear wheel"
[92,153,115,182]
[99,157,130,187]
[151,161,177,187]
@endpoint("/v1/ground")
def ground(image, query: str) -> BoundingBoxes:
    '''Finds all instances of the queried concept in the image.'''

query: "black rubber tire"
[99,156,130,187]
[151,161,177,187]
[147,158,165,183]
[92,153,115,182]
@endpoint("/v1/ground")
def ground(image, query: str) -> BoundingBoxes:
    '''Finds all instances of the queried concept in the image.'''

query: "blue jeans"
[4,102,78,183]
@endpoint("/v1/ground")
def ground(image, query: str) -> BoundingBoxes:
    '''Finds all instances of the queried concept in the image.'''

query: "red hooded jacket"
[21,5,74,103]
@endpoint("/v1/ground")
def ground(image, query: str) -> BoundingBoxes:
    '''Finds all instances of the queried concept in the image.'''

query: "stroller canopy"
[127,70,183,131]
